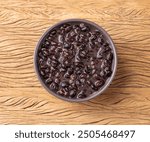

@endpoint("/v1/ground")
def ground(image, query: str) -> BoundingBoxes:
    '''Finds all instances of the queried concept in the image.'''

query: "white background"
[0,125,149,142]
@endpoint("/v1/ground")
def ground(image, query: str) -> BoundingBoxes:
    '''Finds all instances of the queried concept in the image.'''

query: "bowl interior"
[34,19,117,102]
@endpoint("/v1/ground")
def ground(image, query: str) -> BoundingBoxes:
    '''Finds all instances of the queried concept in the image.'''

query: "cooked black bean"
[40,70,45,76]
[69,89,76,98]
[77,91,86,99]
[54,78,60,84]
[79,50,86,58]
[67,67,74,74]
[51,30,56,35]
[75,80,81,86]
[45,41,50,46]
[58,35,64,43]
[80,78,86,84]
[106,52,113,61]
[49,82,58,91]
[45,78,53,84]
[60,81,69,88]
[94,79,104,88]
[63,42,70,49]
[64,73,70,78]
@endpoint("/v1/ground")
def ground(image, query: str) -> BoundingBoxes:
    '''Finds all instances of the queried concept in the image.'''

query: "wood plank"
[0,0,150,124]
[0,88,150,124]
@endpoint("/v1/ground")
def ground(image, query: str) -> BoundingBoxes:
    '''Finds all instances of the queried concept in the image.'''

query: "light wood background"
[0,0,150,124]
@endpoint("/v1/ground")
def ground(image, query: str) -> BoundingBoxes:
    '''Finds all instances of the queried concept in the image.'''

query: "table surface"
[0,0,150,124]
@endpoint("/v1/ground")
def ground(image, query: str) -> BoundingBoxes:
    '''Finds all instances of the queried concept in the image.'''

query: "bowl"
[34,19,117,102]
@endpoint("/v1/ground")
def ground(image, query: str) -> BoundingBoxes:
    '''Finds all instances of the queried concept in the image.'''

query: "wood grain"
[0,0,150,124]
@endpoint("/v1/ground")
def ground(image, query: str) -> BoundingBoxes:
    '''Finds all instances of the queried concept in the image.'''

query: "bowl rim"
[34,18,117,102]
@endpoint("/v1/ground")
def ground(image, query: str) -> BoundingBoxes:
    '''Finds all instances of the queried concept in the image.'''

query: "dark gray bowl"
[34,19,117,102]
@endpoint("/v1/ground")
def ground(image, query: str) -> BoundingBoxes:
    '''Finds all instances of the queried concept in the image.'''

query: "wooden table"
[0,0,150,124]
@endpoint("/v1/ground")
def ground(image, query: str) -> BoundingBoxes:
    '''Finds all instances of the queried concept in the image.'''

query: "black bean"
[55,47,62,53]
[49,46,56,52]
[69,79,74,84]
[45,41,50,46]
[63,51,69,57]
[57,89,64,96]
[79,23,85,28]
[51,55,57,60]
[55,72,60,77]
[92,69,96,75]
[63,60,70,67]
[70,37,74,42]
[80,78,86,84]
[71,82,77,89]
[74,27,80,33]
[39,58,44,64]
[100,70,106,77]
[77,91,86,99]
[106,52,113,61]
[49,82,58,91]
[63,24,68,28]
[70,31,76,37]
[91,65,95,69]
[75,61,84,68]
[65,26,72,32]
[51,30,56,35]
[94,79,104,88]
[84,66,91,74]
[90,34,97,40]
[51,60,58,67]
[103,42,109,47]
[58,35,64,43]
[101,59,107,69]
[60,81,69,88]
[54,78,60,84]
[64,73,70,78]
[76,69,82,75]
[45,78,53,84]
[81,26,88,32]
[38,52,44,59]
[95,30,101,35]
[60,67,66,72]
[73,24,78,29]
[75,35,80,41]
[58,88,68,96]
[93,73,99,78]
[64,42,71,49]
[50,41,57,45]
[87,80,91,86]
[104,68,112,77]
[97,38,102,43]
[79,37,84,43]
[50,66,56,72]
[91,61,95,65]
[79,50,86,58]
[91,83,98,91]
[69,89,76,98]
[75,80,81,86]
[60,26,64,30]
[86,32,91,37]
[45,68,50,73]
[97,47,103,59]
[47,36,52,41]
[40,70,45,76]
[67,67,74,74]
[70,74,76,80]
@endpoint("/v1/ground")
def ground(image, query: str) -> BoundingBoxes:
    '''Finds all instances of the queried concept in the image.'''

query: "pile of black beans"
[37,21,113,99]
